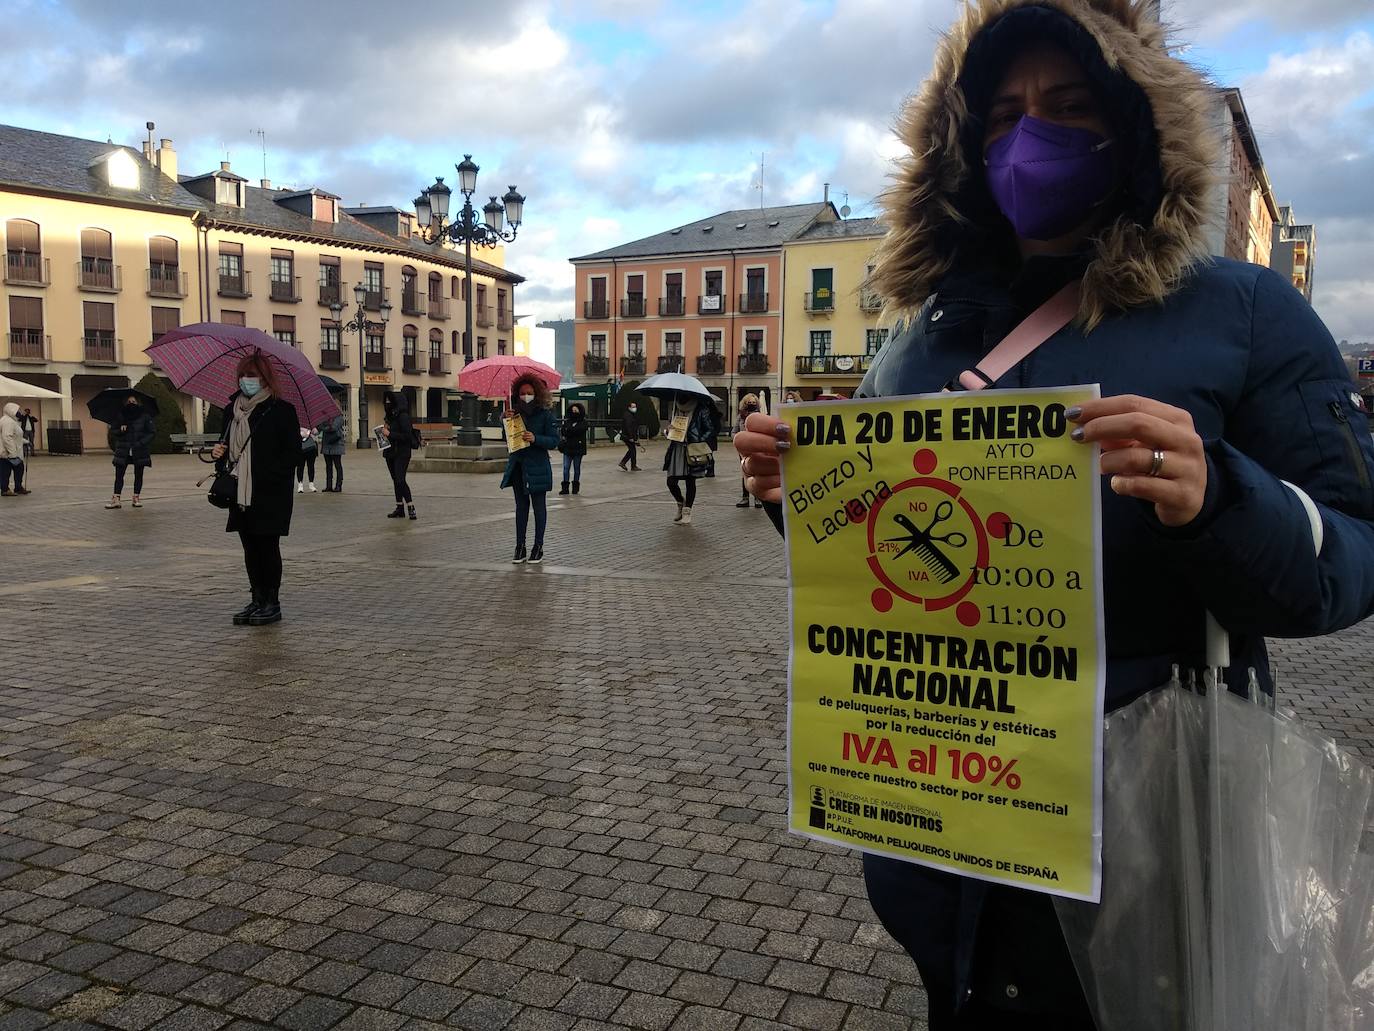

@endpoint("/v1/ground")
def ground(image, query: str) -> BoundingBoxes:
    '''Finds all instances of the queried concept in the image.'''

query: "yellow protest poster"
[782,386,1104,901]
[504,412,529,453]
[667,401,691,443]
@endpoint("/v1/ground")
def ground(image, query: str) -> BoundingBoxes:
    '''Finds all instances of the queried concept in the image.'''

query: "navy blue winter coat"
[501,407,559,492]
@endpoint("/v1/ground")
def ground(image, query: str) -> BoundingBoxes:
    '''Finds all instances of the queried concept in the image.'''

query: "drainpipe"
[611,257,619,433]
[728,250,737,410]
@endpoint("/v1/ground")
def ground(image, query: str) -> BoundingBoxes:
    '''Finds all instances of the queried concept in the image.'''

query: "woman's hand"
[734,411,789,504]
[211,443,227,460]
[521,431,535,443]
[1069,395,1207,527]
[380,426,389,438]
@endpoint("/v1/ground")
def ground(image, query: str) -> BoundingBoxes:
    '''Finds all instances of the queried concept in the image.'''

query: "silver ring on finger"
[1149,448,1166,478]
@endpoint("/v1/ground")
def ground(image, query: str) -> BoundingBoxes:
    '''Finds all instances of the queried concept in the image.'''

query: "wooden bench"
[414,422,454,446]
[170,432,220,454]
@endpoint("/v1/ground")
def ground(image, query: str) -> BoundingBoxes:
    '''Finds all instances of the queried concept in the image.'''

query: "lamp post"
[414,155,525,447]
[331,283,392,448]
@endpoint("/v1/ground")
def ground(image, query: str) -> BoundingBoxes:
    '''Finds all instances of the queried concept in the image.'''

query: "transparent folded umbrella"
[1054,658,1374,1031]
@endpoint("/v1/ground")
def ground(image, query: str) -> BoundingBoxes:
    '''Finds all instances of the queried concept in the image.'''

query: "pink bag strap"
[949,281,1081,392]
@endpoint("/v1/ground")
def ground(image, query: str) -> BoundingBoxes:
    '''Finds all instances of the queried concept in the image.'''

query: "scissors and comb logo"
[864,449,994,625]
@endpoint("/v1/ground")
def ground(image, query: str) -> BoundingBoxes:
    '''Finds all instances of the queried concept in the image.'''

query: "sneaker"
[105,496,121,509]
[512,544,527,563]
[308,482,319,493]
[754,499,764,508]
[407,504,417,521]
[528,545,543,564]
[673,503,684,523]
[131,496,142,508]
[679,507,693,525]
[387,505,405,518]
[1,490,14,497]
[15,488,30,495]
[296,482,304,493]
[736,497,750,508]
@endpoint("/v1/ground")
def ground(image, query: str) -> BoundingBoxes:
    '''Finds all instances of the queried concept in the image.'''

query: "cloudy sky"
[5,0,1371,341]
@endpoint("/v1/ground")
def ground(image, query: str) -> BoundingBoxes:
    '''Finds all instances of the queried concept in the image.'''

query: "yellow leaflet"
[782,386,1105,901]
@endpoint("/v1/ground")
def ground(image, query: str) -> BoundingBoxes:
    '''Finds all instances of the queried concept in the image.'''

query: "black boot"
[558,481,569,495]
[572,481,580,495]
[387,504,405,518]
[407,503,417,520]
[512,543,527,563]
[528,544,543,564]
[232,592,261,626]
[248,592,282,626]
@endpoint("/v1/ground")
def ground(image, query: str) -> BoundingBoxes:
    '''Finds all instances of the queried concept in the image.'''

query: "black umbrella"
[87,386,159,425]
[318,375,348,394]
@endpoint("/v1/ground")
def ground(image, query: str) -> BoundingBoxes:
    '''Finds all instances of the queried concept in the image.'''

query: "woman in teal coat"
[501,372,559,564]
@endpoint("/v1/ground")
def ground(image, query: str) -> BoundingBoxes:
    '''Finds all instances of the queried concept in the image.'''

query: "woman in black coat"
[557,403,589,495]
[210,352,300,627]
[106,397,156,509]
[381,390,416,520]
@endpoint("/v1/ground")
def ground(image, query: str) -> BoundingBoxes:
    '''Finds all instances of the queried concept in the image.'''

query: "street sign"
[1357,358,1374,377]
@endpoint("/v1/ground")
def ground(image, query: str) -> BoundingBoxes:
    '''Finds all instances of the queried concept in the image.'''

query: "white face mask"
[519,394,535,404]
[629,406,637,413]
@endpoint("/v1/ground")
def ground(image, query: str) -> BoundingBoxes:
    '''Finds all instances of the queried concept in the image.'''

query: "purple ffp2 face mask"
[985,115,1114,241]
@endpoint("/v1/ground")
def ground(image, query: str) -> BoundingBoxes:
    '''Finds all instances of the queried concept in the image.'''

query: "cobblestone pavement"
[3,445,1373,1030]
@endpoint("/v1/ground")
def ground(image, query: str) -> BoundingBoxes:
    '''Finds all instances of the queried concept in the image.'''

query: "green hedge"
[106,374,188,454]
[609,380,660,439]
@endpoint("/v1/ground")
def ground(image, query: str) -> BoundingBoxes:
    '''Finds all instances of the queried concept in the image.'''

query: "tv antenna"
[750,152,765,210]
[252,129,267,182]
[840,191,851,218]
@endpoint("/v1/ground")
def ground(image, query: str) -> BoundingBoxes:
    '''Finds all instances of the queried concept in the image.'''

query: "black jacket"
[224,395,300,538]
[112,412,156,467]
[559,414,589,457]
[383,390,414,453]
[621,410,639,443]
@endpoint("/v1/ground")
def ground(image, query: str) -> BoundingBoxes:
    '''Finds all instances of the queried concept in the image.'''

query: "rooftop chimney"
[260,179,272,190]
[154,138,177,181]
[142,139,153,161]
[823,182,830,204]
[220,160,232,172]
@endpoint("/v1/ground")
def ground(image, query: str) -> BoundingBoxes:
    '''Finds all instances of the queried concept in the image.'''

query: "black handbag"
[198,423,254,509]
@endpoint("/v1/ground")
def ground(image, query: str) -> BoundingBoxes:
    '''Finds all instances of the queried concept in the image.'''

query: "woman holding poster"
[736,1,1374,1027]
[501,373,559,563]
[663,391,718,525]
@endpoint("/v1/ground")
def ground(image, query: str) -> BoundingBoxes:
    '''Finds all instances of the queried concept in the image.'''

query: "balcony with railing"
[621,354,646,377]
[318,340,348,370]
[583,299,610,320]
[218,269,252,298]
[401,288,425,316]
[428,354,450,376]
[795,353,874,376]
[696,352,726,376]
[859,289,883,312]
[804,292,834,315]
[363,346,391,372]
[620,297,646,318]
[656,354,685,374]
[318,279,343,306]
[476,305,494,328]
[402,350,421,374]
[697,293,726,315]
[738,292,769,314]
[5,253,49,286]
[147,267,188,298]
[82,335,120,366]
[738,353,770,375]
[362,285,389,311]
[584,354,609,376]
[659,296,686,317]
[270,275,302,303]
[77,258,121,292]
[496,310,513,331]
[429,297,452,320]
[8,331,50,363]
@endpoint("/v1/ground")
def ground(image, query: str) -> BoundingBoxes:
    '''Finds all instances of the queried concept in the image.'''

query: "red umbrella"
[457,355,561,399]
[146,323,341,427]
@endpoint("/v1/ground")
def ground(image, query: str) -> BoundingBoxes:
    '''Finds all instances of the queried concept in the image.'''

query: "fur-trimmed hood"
[870,0,1216,330]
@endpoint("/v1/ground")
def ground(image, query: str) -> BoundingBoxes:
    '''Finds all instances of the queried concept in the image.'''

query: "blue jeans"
[561,453,583,482]
[513,480,547,549]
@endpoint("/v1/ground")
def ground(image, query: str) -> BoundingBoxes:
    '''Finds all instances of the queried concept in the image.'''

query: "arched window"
[148,236,179,295]
[428,271,442,299]
[401,265,419,313]
[79,228,115,289]
[402,324,418,371]
[450,275,460,299]
[429,328,443,372]
[5,219,43,284]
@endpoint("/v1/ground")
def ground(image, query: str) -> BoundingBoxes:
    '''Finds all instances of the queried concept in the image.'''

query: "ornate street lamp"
[331,285,392,447]
[415,155,525,446]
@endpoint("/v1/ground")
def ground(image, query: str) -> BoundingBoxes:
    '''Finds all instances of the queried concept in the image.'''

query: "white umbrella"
[0,374,62,400]
[636,372,714,400]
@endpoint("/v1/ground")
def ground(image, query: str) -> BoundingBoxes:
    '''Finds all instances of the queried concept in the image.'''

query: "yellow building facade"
[1,124,522,451]
[781,217,889,399]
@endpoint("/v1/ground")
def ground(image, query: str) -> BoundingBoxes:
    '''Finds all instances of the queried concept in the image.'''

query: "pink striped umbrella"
[147,323,341,427]
[457,355,561,399]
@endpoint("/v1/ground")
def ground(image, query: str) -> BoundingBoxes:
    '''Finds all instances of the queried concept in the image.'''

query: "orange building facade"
[571,203,837,414]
